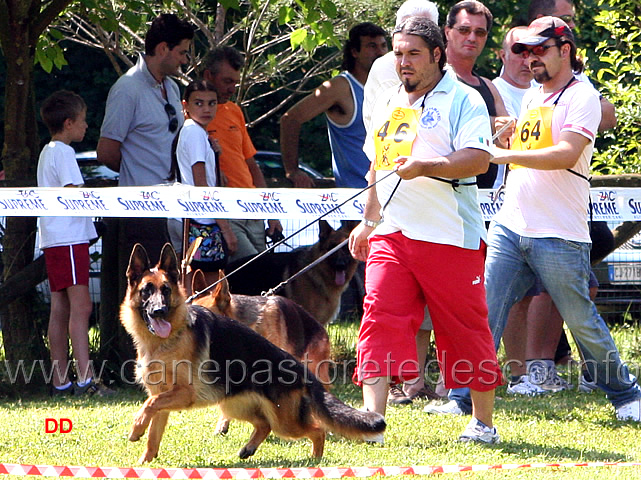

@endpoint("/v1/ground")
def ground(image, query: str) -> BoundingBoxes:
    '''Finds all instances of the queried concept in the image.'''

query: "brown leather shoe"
[407,384,441,401]
[387,384,412,405]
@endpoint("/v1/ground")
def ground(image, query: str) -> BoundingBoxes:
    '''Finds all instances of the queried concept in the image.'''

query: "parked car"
[593,226,641,322]
[75,150,119,187]
[254,150,333,187]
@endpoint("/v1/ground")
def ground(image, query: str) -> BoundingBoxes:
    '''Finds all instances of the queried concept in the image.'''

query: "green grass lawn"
[0,322,640,479]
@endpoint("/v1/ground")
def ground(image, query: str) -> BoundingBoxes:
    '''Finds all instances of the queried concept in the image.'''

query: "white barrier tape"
[0,185,638,222]
[1,462,640,478]
[0,185,364,221]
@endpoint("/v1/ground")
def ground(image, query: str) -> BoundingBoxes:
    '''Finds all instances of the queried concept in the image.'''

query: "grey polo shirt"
[100,54,183,186]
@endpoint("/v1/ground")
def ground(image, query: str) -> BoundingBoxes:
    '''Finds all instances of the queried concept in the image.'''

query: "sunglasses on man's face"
[452,25,488,38]
[516,43,558,58]
[165,103,178,133]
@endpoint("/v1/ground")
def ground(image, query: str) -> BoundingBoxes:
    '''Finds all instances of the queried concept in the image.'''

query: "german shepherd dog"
[191,269,332,435]
[192,269,331,385]
[226,220,359,326]
[121,243,384,463]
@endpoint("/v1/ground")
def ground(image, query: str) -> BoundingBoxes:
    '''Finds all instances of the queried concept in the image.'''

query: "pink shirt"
[494,80,601,243]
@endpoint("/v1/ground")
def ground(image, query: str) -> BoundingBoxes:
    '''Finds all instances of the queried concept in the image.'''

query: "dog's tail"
[307,381,385,443]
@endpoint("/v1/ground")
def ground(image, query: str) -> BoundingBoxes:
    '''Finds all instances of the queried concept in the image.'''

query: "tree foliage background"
[1,0,640,390]
[4,0,640,173]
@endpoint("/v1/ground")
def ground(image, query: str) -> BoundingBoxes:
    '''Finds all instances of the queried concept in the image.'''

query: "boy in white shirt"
[37,90,110,396]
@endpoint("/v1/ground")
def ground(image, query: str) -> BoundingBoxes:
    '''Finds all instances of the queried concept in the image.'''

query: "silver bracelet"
[362,218,381,228]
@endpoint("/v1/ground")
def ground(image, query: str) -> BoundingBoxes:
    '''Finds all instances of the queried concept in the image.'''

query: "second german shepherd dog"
[192,269,331,386]
[121,243,384,464]
[226,220,359,326]
[191,269,332,435]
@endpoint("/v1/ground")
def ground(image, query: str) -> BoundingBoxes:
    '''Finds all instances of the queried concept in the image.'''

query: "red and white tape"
[2,462,640,478]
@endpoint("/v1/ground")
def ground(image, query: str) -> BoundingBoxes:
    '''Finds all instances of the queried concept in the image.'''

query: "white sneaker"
[616,398,641,421]
[528,363,571,393]
[540,371,573,393]
[506,375,545,396]
[458,418,500,444]
[424,400,469,416]
[528,362,549,386]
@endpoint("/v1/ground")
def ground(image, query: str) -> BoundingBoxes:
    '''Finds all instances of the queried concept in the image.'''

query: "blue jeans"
[450,221,640,411]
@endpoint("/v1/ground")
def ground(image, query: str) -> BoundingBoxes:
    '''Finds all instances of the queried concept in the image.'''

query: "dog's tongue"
[335,270,346,286]
[150,318,172,338]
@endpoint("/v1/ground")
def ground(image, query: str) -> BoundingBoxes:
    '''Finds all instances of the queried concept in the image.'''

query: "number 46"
[378,121,410,142]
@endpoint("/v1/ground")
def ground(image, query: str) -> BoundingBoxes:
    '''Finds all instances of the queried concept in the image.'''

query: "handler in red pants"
[349,16,502,444]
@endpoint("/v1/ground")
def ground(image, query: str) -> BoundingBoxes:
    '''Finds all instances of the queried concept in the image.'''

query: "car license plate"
[609,263,641,283]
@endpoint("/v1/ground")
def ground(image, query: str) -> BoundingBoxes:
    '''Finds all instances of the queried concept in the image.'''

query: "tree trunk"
[0,0,74,392]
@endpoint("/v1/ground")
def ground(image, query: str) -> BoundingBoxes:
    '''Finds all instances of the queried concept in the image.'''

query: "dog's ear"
[126,243,149,286]
[159,243,180,284]
[192,269,207,294]
[213,270,231,312]
[318,219,335,242]
[340,220,360,233]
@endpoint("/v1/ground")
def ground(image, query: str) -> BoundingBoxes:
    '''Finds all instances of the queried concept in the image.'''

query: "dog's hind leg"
[139,411,170,464]
[214,412,231,435]
[238,421,271,459]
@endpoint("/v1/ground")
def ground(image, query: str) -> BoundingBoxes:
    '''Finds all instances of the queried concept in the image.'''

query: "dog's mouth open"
[143,312,172,338]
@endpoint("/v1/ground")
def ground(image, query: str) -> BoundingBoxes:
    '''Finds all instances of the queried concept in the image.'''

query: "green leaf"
[305,9,320,23]
[77,0,97,8]
[49,28,64,40]
[316,20,335,42]
[53,50,68,70]
[290,28,308,50]
[122,10,142,31]
[301,32,317,52]
[319,0,338,18]
[279,6,296,25]
[36,49,53,73]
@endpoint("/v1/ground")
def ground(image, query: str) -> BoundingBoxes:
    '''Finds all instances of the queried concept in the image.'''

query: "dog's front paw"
[129,421,146,442]
[129,428,142,442]
[138,449,157,464]
[238,445,257,459]
[129,407,151,441]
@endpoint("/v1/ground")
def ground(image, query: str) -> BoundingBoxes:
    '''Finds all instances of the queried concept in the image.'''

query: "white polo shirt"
[366,73,493,250]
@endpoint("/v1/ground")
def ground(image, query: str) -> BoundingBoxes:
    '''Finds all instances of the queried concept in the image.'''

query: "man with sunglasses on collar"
[437,17,641,422]
[499,0,618,397]
[98,13,194,270]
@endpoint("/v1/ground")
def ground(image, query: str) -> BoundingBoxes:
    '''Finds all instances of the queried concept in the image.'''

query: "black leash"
[185,169,399,303]
[261,238,349,297]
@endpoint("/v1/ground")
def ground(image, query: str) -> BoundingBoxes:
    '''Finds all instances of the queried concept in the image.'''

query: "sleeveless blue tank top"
[326,72,369,188]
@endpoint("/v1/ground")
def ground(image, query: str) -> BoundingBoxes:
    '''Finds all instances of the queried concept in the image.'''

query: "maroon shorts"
[44,243,90,292]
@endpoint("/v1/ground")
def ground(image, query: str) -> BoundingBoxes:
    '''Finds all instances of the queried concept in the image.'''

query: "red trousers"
[354,232,503,391]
